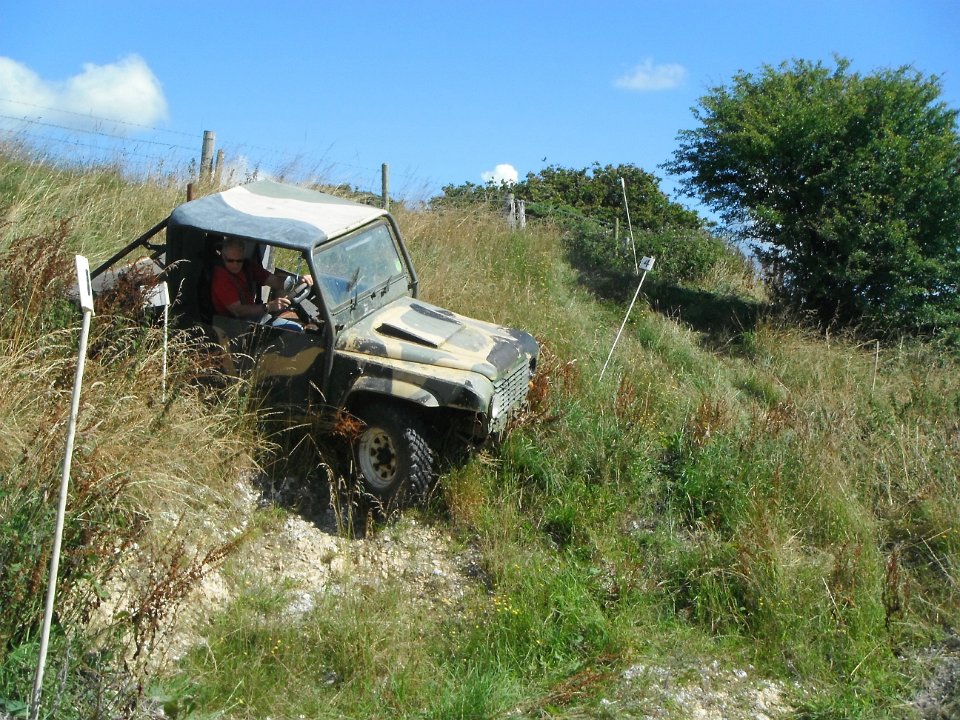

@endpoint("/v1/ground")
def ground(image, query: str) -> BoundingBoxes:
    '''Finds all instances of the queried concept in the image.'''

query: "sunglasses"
[223,257,245,264]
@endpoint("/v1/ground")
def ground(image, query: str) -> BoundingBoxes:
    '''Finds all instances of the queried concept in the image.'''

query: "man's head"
[220,238,246,275]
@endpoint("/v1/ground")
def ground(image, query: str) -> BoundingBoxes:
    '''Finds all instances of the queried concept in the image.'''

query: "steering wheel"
[285,278,313,308]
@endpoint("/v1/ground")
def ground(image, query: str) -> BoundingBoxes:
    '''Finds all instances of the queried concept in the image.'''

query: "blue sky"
[1,1,958,210]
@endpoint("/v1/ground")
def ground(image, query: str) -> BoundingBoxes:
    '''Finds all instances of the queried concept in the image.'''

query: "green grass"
[0,149,957,718]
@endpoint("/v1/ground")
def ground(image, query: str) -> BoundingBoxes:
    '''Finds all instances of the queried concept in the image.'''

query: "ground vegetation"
[0,143,956,718]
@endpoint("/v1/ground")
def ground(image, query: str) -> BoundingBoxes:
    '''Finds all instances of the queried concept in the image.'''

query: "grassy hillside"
[0,148,957,718]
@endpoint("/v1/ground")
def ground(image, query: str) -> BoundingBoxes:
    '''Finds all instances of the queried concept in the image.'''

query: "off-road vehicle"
[92,180,539,502]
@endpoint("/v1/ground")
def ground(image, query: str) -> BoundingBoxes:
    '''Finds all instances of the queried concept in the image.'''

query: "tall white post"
[148,281,171,403]
[621,177,639,275]
[600,256,656,382]
[30,256,96,720]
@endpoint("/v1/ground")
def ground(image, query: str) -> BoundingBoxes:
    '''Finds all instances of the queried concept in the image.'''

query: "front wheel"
[353,405,437,505]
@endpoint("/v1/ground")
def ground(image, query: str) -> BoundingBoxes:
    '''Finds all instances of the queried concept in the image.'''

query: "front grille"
[489,361,531,433]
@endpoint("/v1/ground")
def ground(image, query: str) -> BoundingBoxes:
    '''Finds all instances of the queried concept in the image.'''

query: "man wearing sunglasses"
[211,238,311,331]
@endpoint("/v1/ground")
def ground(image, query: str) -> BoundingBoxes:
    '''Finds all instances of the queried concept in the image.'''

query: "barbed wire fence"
[0,99,428,202]
[0,98,658,240]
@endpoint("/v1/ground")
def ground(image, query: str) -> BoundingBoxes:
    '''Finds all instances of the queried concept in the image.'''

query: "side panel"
[210,316,328,413]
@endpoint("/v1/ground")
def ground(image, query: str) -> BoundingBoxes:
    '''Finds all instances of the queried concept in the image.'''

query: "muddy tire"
[354,404,436,505]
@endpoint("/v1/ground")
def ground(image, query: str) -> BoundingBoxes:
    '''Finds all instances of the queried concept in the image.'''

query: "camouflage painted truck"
[92,180,539,502]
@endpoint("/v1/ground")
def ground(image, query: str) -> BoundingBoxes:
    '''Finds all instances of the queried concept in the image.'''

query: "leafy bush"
[560,213,730,285]
[667,57,960,338]
[521,163,703,231]
[436,163,731,286]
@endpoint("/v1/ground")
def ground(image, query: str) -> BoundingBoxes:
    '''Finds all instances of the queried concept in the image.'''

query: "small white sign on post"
[76,255,95,315]
[145,280,170,308]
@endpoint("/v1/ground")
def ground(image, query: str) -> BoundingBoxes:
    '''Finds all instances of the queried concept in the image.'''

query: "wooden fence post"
[200,130,215,181]
[381,163,390,210]
[505,193,516,228]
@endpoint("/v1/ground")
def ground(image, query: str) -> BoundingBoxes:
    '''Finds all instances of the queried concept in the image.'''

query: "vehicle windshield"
[311,220,406,309]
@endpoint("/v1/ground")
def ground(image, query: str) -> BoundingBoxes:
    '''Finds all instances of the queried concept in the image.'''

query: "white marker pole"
[30,256,96,720]
[148,281,171,402]
[620,177,639,276]
[163,294,169,403]
[599,256,655,382]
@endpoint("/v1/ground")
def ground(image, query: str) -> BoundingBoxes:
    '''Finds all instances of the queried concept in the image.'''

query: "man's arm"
[225,292,295,319]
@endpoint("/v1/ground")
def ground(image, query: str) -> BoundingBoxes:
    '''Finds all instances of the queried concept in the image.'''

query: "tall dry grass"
[0,159,270,714]
[0,143,183,261]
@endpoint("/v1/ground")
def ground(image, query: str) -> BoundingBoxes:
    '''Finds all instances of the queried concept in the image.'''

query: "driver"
[211,238,313,332]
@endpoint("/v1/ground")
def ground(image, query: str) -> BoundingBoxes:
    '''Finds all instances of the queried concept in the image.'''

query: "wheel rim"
[358,425,398,491]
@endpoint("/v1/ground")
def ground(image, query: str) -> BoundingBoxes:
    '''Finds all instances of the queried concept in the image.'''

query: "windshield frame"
[310,218,416,329]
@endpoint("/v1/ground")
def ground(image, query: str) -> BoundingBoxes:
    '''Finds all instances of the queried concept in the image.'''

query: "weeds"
[0,200,265,714]
[0,150,957,718]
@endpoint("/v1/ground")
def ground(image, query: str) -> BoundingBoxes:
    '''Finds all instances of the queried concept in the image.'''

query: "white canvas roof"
[168,180,388,250]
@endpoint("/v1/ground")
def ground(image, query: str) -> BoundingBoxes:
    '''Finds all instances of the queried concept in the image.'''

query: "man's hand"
[284,273,314,291]
[266,297,291,314]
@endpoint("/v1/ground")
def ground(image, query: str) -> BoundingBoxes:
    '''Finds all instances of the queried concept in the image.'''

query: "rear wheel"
[354,404,436,505]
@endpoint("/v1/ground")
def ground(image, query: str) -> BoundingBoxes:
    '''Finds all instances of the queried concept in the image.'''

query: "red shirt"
[211,262,271,316]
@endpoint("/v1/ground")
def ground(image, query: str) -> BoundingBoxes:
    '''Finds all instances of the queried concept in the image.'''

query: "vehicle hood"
[336,298,537,381]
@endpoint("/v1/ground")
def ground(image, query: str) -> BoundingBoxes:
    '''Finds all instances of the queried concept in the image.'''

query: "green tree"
[520,163,702,230]
[665,57,960,337]
[434,179,512,207]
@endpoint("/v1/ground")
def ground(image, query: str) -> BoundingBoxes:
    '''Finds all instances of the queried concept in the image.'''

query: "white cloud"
[615,59,687,91]
[0,55,168,133]
[0,58,57,115]
[481,163,518,185]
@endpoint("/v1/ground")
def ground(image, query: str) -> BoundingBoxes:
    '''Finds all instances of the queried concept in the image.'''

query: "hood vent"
[377,322,444,348]
[376,303,463,348]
